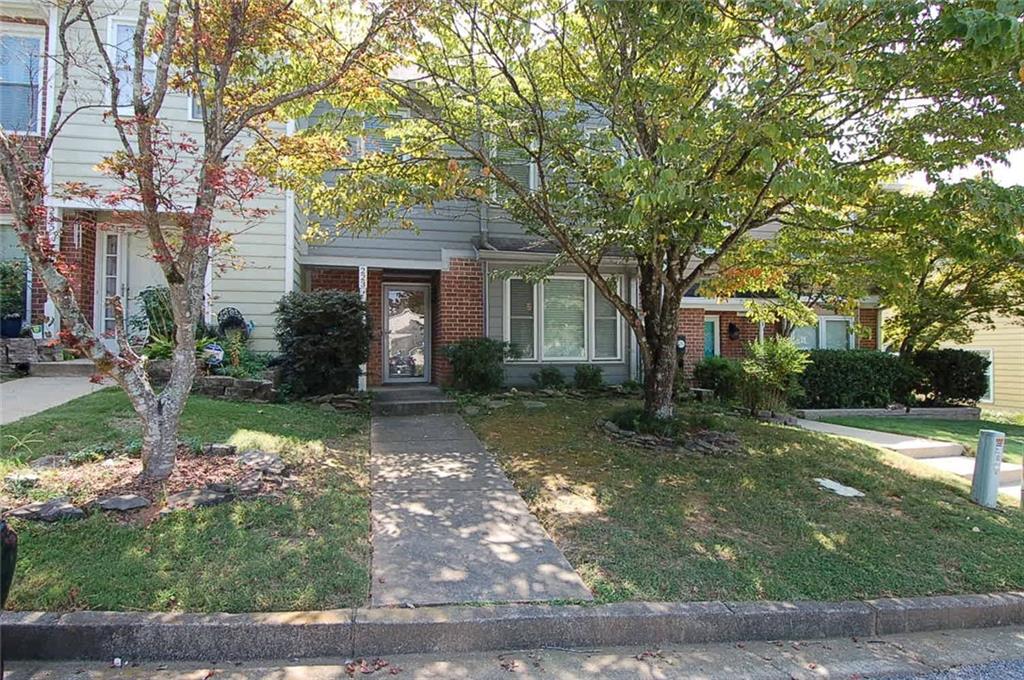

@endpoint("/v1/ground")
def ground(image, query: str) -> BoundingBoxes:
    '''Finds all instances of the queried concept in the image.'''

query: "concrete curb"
[4,592,1024,661]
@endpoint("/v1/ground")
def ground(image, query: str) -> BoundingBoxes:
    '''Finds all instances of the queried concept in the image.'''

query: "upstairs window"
[0,26,44,133]
[111,20,156,107]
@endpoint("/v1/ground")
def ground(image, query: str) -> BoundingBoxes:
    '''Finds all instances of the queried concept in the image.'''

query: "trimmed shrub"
[275,291,371,397]
[740,337,809,413]
[912,348,990,405]
[532,366,565,388]
[693,356,743,401]
[574,364,604,390]
[797,350,918,409]
[443,337,512,392]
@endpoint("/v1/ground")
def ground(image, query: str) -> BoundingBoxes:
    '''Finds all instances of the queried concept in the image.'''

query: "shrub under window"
[275,291,371,396]
[443,338,513,392]
[797,350,918,409]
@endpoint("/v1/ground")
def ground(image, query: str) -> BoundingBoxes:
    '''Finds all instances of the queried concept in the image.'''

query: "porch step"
[925,455,1023,486]
[30,359,95,378]
[371,386,457,417]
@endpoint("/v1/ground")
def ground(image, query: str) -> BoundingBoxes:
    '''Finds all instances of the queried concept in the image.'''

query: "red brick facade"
[676,307,706,380]
[62,212,97,326]
[714,311,762,359]
[857,307,880,349]
[432,258,484,385]
[306,258,485,387]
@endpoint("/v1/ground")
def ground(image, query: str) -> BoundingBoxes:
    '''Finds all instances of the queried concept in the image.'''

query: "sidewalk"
[796,418,1023,499]
[0,376,109,425]
[369,411,591,606]
[8,624,1024,678]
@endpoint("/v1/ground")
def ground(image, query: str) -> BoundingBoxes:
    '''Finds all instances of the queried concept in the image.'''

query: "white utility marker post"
[358,265,368,392]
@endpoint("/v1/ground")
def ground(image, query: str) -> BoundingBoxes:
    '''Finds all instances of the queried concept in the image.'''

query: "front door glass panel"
[386,287,427,380]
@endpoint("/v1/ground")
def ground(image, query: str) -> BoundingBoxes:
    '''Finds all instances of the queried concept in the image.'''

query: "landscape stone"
[486,400,510,409]
[4,471,40,489]
[603,420,621,433]
[236,471,263,495]
[319,403,337,413]
[9,497,85,522]
[202,443,237,457]
[237,450,286,475]
[96,494,150,512]
[29,455,67,469]
[206,482,233,493]
[462,405,481,416]
[523,400,547,410]
[165,488,232,511]
[815,478,865,498]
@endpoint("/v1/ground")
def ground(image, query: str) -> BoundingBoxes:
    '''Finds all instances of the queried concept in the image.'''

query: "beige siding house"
[946,316,1024,413]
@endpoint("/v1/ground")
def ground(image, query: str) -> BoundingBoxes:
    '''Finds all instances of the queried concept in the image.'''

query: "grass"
[820,416,1024,464]
[1,389,370,613]
[467,398,1024,604]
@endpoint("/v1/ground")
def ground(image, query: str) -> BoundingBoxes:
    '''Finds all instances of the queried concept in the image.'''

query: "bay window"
[0,26,44,133]
[504,276,622,362]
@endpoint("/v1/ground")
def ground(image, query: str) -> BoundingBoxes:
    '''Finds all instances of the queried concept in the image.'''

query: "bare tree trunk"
[643,341,678,420]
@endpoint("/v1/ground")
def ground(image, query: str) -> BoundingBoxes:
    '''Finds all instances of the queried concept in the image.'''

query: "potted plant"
[0,260,26,338]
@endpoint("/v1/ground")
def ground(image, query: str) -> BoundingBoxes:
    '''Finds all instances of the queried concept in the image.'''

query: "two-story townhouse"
[3,4,880,383]
[292,126,882,388]
[1,1,292,353]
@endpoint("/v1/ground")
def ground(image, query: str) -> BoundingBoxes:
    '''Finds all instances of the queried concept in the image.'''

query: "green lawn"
[468,398,1024,603]
[820,416,1024,464]
[1,389,370,613]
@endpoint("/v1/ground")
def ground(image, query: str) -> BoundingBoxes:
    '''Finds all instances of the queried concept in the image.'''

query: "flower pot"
[0,315,22,338]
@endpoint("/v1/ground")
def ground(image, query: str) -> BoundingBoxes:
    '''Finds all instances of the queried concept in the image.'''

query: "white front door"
[383,283,430,383]
[94,231,166,349]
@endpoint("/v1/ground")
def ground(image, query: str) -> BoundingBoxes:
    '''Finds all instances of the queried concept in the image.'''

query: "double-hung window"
[504,276,622,362]
[111,20,156,107]
[0,25,44,133]
[791,317,854,350]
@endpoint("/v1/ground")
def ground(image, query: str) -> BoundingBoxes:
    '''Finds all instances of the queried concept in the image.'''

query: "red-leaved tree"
[0,0,414,479]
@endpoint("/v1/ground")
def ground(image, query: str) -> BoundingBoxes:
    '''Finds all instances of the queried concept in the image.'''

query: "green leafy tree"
[259,0,1024,418]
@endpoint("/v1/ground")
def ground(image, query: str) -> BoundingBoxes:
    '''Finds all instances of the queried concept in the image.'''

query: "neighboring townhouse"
[1,3,291,353]
[944,315,1024,414]
[2,4,881,386]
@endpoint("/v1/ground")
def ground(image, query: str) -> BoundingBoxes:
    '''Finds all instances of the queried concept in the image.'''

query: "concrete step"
[372,398,457,417]
[30,359,95,377]
[925,455,1023,486]
[888,439,965,459]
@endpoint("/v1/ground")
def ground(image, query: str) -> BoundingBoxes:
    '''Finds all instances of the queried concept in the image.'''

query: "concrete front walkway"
[0,376,109,425]
[369,409,592,607]
[796,418,1023,499]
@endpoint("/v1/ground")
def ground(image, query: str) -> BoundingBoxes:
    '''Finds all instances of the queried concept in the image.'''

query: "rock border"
[4,592,1022,661]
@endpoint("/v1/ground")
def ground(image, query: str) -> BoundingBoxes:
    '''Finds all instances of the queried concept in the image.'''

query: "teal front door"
[703,319,718,358]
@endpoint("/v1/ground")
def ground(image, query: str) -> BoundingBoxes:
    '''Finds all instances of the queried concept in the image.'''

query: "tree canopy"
[258,0,1024,416]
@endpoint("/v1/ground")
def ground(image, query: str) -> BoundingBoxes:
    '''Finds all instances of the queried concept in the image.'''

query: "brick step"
[30,359,95,378]
[372,399,457,417]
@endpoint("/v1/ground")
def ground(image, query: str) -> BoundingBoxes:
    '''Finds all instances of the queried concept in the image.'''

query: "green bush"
[443,338,513,392]
[797,350,918,409]
[532,366,566,388]
[275,291,371,397]
[693,356,743,401]
[574,364,604,389]
[912,348,990,405]
[0,260,26,318]
[741,337,809,413]
[130,286,175,337]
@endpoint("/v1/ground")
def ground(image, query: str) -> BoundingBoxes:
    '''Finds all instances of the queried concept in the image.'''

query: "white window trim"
[186,92,202,121]
[973,348,995,404]
[818,315,855,350]
[590,278,623,362]
[703,315,720,357]
[0,23,46,135]
[502,277,538,362]
[107,17,157,112]
[503,275,623,363]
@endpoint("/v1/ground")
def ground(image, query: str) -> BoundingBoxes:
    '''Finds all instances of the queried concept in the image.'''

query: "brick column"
[857,307,879,349]
[717,311,761,359]
[677,307,705,382]
[432,258,484,386]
